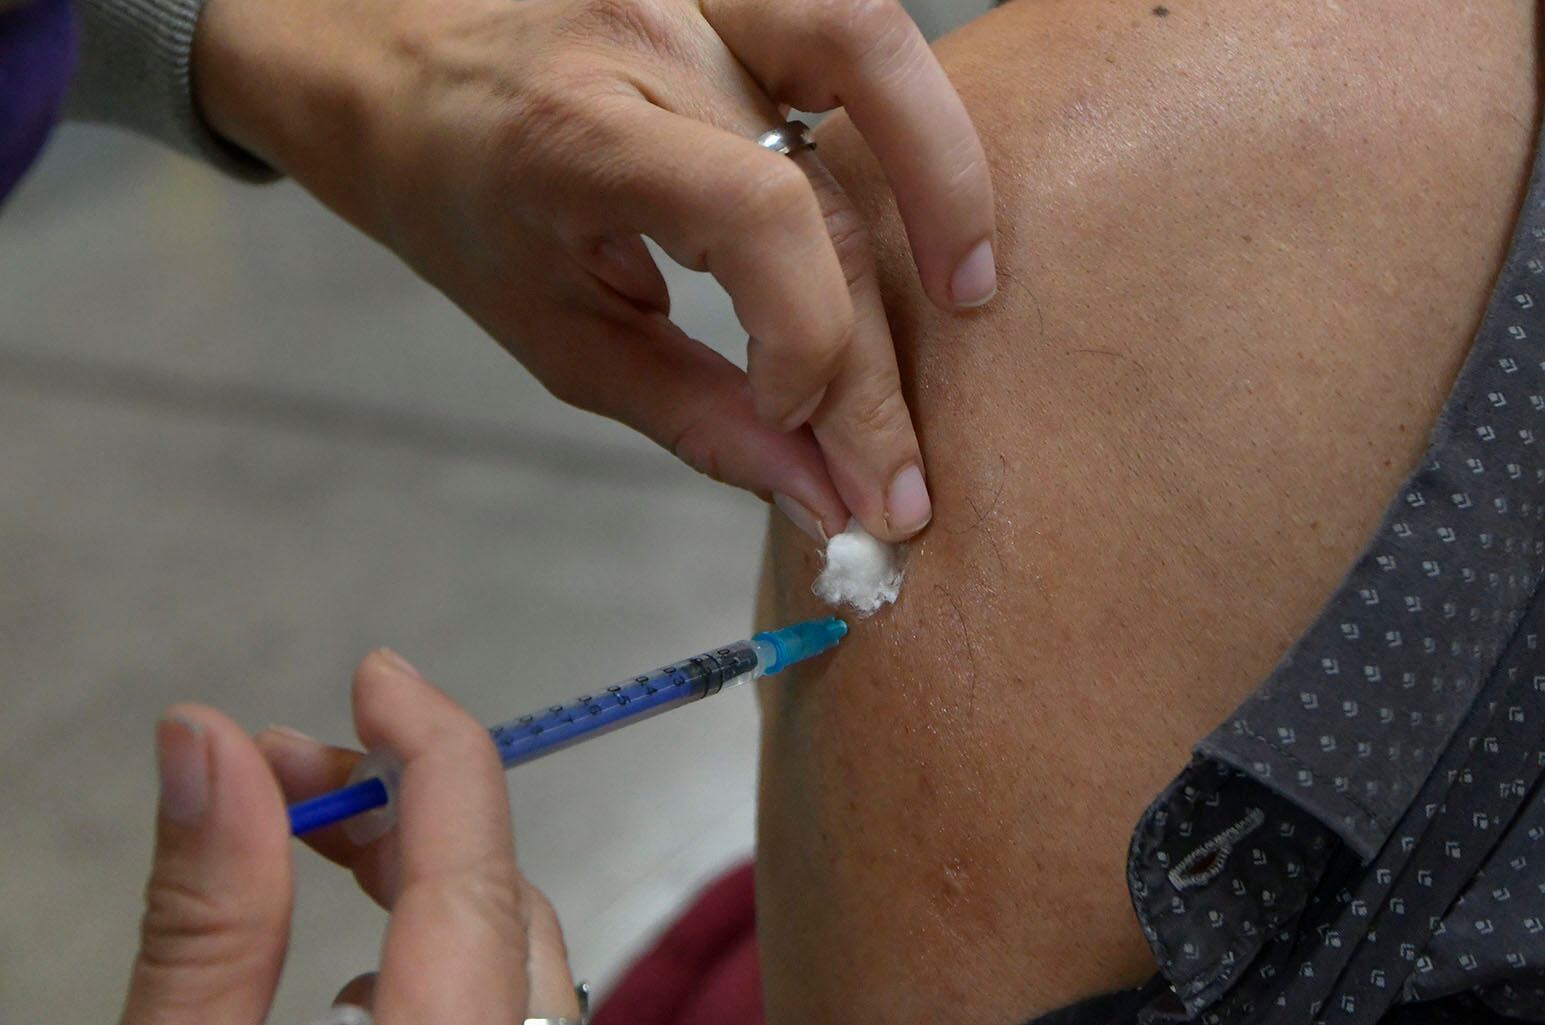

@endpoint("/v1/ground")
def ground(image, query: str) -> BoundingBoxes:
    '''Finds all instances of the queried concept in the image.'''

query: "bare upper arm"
[754,3,1539,1023]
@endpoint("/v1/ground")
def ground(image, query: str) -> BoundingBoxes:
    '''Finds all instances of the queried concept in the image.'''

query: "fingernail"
[779,386,828,432]
[378,648,422,680]
[950,239,997,309]
[265,724,314,744]
[885,464,932,535]
[156,714,209,826]
[774,493,826,543]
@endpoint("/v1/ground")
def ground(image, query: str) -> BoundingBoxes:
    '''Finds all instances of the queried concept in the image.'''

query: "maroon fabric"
[592,861,763,1025]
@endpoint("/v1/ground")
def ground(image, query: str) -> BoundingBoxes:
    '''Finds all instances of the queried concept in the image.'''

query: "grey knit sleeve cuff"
[64,0,279,181]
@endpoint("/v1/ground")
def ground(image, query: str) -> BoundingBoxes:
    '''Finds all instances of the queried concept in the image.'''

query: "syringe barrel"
[487,640,762,769]
[289,618,847,838]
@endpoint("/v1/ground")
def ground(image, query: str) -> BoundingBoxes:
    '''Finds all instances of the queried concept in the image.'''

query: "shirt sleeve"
[63,0,278,180]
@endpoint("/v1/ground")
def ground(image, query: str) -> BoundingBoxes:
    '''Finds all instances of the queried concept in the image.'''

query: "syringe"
[287,616,847,838]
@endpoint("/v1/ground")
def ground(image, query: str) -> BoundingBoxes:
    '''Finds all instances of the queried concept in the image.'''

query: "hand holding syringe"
[124,650,615,1024]
[287,617,847,840]
[118,624,845,1025]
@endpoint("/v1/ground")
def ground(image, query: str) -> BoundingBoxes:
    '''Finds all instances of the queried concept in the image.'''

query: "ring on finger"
[755,119,816,158]
[526,979,591,1025]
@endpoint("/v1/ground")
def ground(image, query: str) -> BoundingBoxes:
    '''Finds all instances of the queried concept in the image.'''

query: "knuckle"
[397,866,529,957]
[807,314,856,370]
[559,0,681,56]
[808,0,910,66]
[511,82,575,139]
[940,142,991,201]
[498,82,633,190]
[438,865,529,932]
[725,156,818,234]
[671,417,725,483]
[136,875,257,975]
[840,380,911,441]
[381,3,446,75]
[822,200,873,293]
[749,316,851,403]
[774,303,855,367]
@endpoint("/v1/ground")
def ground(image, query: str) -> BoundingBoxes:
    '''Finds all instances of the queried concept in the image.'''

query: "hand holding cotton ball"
[813,518,904,615]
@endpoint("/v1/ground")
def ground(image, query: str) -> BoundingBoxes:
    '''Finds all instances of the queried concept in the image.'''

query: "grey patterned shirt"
[1050,88,1545,1025]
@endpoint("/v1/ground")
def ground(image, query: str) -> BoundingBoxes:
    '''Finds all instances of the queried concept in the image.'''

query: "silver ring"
[755,119,816,158]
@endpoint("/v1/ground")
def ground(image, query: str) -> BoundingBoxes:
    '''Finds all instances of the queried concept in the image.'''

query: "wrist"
[191,0,390,204]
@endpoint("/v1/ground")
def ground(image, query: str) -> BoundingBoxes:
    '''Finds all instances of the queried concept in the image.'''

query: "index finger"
[349,650,532,1024]
[602,107,858,432]
[702,0,997,311]
[595,109,928,539]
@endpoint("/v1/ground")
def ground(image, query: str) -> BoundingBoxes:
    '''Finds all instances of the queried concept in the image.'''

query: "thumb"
[120,705,294,1025]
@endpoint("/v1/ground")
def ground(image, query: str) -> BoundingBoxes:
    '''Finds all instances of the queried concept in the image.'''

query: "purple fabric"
[0,0,75,203]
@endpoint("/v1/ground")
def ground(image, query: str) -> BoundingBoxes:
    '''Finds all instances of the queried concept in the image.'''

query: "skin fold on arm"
[754,2,1541,1023]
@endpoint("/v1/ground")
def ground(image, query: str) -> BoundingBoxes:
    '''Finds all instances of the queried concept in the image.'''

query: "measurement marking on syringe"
[287,618,846,838]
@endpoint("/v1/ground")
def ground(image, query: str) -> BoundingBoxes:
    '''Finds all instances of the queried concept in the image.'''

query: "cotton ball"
[813,518,904,615]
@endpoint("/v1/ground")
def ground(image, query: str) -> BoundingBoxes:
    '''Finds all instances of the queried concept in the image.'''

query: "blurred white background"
[0,0,991,1020]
